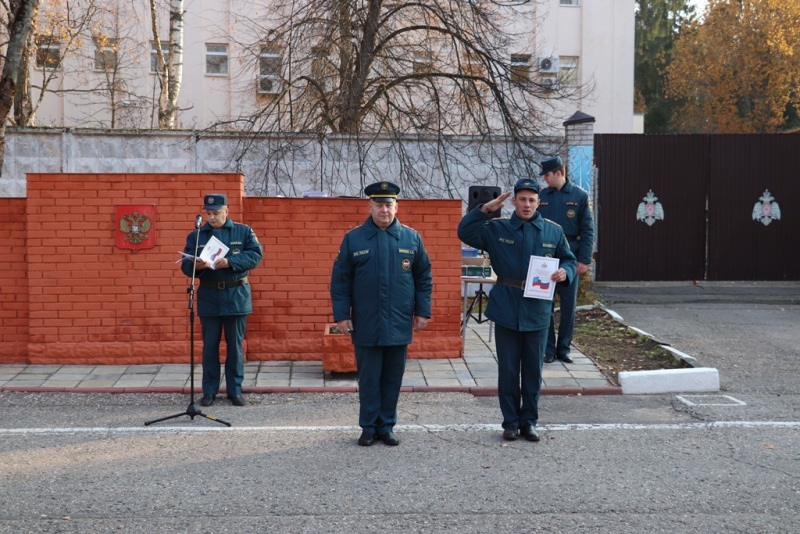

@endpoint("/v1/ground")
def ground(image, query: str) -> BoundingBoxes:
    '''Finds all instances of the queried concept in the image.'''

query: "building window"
[510,54,531,84]
[413,51,433,75]
[559,56,579,86]
[94,40,118,71]
[206,44,228,75]
[560,0,579,5]
[35,36,61,70]
[258,47,282,94]
[150,42,170,73]
[311,45,334,93]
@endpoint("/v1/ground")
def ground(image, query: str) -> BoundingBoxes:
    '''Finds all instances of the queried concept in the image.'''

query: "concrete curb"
[619,368,720,395]
[600,304,720,394]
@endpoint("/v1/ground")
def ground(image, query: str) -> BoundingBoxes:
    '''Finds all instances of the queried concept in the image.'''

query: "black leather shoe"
[544,354,556,364]
[378,431,400,446]
[358,430,376,446]
[228,395,246,406]
[502,429,518,441]
[557,354,574,364]
[520,425,541,442]
[200,394,215,407]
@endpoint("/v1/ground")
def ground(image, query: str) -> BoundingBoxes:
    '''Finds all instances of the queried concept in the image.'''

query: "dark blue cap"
[538,156,564,176]
[203,193,227,210]
[513,178,540,194]
[364,181,400,203]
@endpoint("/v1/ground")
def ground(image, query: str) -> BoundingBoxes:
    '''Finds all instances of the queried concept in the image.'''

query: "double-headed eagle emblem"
[752,189,781,227]
[119,211,152,245]
[636,189,664,226]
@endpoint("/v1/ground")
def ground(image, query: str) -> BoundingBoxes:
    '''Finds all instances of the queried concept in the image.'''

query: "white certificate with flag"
[523,255,559,300]
[198,235,229,269]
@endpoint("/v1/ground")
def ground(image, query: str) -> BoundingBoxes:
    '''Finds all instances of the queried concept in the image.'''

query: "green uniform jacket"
[457,206,576,332]
[181,218,263,317]
[330,216,433,347]
[537,181,594,264]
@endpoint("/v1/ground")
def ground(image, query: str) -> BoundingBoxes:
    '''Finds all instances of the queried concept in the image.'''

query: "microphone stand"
[145,216,231,427]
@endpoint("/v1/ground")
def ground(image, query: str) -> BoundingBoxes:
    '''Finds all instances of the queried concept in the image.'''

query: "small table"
[461,276,496,343]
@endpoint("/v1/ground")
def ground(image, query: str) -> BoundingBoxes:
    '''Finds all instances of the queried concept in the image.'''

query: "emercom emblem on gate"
[636,189,664,226]
[752,189,781,227]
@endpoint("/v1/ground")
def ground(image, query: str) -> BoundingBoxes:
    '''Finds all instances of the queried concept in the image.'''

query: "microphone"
[195,215,203,229]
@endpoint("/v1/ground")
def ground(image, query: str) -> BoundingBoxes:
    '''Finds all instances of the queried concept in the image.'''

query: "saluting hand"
[481,191,511,214]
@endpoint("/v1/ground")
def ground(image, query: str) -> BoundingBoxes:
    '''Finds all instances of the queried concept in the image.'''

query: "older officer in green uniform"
[536,156,595,364]
[330,182,433,447]
[181,193,263,407]
[458,179,576,442]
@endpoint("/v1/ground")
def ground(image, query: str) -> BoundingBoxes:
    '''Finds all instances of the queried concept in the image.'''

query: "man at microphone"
[181,193,263,407]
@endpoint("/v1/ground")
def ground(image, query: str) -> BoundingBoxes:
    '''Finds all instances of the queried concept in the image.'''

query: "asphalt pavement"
[0,280,798,533]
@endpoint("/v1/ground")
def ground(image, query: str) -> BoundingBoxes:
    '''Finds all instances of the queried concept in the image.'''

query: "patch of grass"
[570,306,691,386]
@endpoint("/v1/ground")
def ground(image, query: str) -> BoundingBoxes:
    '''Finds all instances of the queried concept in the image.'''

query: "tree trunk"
[164,0,184,128]
[150,0,184,129]
[0,0,40,176]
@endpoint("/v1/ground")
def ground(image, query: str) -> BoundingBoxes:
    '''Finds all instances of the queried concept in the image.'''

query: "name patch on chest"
[499,237,515,244]
[353,250,370,257]
[398,248,415,255]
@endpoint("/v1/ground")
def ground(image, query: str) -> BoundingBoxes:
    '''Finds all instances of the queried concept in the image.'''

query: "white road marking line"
[1,421,799,435]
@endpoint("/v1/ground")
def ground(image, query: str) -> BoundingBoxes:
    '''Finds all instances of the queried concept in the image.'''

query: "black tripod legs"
[144,401,231,427]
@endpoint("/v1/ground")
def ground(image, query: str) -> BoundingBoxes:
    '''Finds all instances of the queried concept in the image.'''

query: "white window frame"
[205,44,229,76]
[559,56,579,87]
[510,54,531,84]
[413,51,433,75]
[258,47,282,94]
[150,42,170,74]
[36,36,61,70]
[93,42,118,72]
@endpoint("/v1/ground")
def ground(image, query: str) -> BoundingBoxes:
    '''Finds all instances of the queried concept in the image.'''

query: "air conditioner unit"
[258,75,282,95]
[540,76,559,91]
[537,57,560,73]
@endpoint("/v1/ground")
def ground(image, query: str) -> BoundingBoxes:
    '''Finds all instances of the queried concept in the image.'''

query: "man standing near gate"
[182,193,263,407]
[330,181,433,447]
[537,156,595,364]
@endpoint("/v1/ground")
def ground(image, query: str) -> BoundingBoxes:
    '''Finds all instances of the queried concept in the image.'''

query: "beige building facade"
[29,0,636,135]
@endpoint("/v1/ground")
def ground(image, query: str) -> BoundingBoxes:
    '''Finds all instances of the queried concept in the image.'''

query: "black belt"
[200,277,248,290]
[495,276,525,290]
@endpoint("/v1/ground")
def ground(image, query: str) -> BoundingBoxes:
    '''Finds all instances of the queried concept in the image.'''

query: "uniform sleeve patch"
[398,248,415,254]
[542,243,556,248]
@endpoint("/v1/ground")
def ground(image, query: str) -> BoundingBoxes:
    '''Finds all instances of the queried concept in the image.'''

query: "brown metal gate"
[594,134,800,281]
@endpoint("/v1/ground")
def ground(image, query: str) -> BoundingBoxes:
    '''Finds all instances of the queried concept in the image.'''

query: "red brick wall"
[0,199,28,362]
[244,196,463,361]
[1,173,463,365]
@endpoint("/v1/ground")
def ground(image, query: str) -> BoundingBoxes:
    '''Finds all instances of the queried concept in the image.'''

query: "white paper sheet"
[523,255,559,300]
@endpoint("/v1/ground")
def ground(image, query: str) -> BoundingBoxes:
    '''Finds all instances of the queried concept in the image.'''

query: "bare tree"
[149,0,183,129]
[0,0,40,176]
[222,0,582,197]
[19,0,102,127]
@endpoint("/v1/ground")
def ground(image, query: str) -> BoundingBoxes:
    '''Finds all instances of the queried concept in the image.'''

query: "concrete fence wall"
[1,128,562,200]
